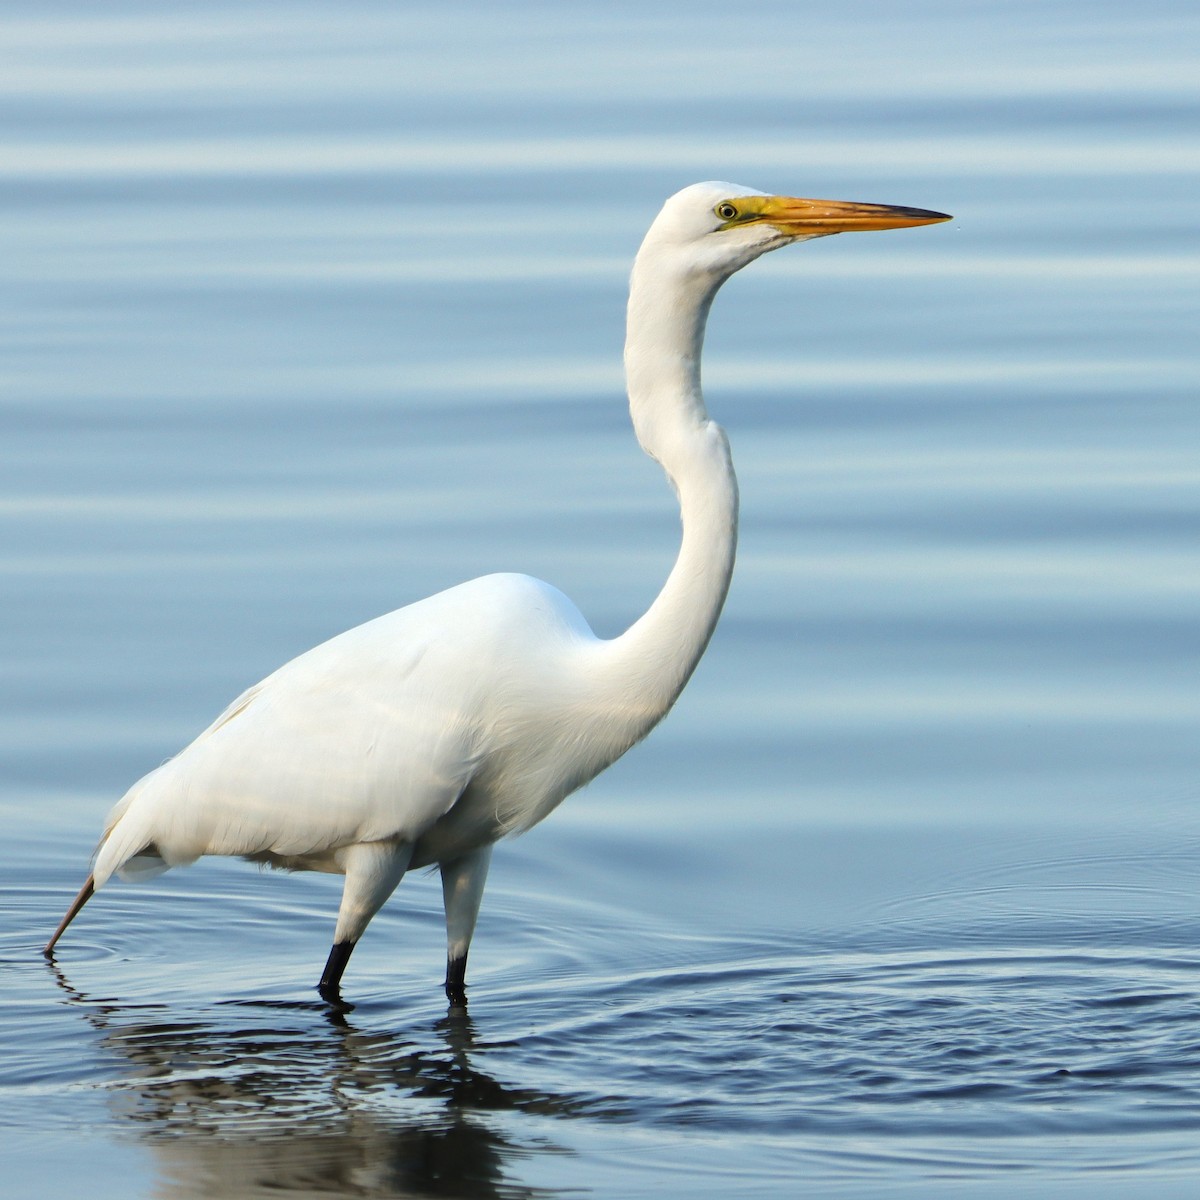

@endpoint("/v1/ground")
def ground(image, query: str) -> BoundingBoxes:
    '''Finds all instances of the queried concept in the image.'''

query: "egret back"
[91,573,616,885]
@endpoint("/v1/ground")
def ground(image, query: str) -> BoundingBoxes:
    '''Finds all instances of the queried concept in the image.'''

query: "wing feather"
[94,604,486,885]
[92,573,594,887]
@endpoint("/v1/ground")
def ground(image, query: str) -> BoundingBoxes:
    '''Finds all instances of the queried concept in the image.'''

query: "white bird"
[45,183,949,1004]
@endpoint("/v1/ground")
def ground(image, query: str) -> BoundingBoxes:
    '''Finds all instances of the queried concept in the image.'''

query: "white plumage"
[96,575,591,883]
[46,182,949,1003]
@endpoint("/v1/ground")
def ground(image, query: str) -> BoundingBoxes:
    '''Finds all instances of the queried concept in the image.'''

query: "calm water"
[3,1,1199,1196]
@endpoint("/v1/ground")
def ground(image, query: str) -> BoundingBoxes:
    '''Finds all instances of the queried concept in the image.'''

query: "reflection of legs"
[440,844,493,1005]
[318,840,413,1002]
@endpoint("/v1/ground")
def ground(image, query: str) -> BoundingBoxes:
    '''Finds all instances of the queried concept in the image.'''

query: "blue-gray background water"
[2,2,1198,1196]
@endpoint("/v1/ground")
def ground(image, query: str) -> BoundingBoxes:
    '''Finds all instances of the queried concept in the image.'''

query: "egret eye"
[715,202,738,221]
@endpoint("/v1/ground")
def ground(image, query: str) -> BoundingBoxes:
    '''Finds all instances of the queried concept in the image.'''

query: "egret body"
[45,183,949,1004]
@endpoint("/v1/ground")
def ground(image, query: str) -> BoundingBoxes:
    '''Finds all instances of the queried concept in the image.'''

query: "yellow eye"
[715,202,738,221]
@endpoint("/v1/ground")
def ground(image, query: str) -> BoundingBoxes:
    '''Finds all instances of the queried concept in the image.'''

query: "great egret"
[45,183,950,1004]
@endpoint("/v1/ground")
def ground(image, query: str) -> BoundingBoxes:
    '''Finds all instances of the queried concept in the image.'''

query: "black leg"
[445,954,468,1006]
[318,940,356,1003]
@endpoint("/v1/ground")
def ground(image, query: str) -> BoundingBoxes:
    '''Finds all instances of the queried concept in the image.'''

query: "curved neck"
[597,250,739,740]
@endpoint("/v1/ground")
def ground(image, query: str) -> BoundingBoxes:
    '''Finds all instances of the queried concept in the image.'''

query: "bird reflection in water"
[48,962,592,1200]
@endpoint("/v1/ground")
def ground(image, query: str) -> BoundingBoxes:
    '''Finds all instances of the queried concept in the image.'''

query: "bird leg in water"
[440,844,493,1006]
[43,875,96,957]
[445,954,468,1006]
[318,940,357,1002]
[316,839,413,1003]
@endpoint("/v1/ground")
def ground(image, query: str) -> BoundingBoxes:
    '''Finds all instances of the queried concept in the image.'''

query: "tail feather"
[92,767,194,886]
[93,813,167,886]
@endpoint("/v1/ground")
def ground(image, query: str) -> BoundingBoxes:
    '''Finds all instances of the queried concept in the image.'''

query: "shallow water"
[3,1,1200,1196]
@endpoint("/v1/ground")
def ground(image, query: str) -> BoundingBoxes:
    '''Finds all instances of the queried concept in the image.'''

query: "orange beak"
[732,194,951,235]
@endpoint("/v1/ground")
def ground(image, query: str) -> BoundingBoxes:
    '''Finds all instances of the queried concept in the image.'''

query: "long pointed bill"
[755,195,951,235]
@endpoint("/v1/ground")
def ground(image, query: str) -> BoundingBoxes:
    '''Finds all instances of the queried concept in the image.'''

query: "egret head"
[641,181,951,282]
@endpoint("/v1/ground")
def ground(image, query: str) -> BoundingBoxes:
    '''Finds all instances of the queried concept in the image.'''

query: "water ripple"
[10,937,1199,1188]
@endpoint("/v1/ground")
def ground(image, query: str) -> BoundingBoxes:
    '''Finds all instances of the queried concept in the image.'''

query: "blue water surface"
[2,2,1199,1197]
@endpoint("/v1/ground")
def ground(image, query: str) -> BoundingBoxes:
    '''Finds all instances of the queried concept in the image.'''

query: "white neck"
[595,243,739,743]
